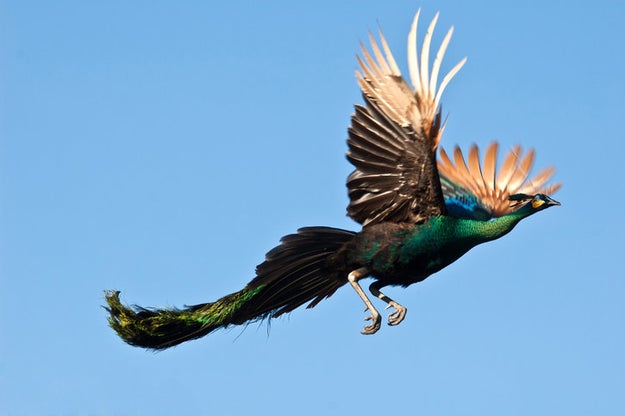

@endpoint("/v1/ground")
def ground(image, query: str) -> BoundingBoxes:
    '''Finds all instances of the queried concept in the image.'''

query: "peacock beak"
[545,196,561,207]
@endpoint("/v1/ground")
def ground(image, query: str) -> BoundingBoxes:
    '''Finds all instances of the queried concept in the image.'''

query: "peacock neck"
[464,211,528,243]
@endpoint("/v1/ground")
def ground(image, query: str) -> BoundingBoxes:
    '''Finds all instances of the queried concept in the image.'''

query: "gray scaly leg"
[347,268,381,334]
[369,282,407,326]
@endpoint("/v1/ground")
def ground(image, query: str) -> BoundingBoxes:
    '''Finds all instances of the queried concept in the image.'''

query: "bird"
[104,9,561,350]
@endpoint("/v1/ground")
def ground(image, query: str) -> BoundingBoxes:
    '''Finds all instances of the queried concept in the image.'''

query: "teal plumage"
[105,9,561,349]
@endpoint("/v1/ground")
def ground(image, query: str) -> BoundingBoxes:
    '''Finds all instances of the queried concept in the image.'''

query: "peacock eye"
[532,195,545,209]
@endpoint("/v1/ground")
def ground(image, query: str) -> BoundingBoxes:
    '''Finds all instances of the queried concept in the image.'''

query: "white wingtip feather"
[378,27,401,75]
[407,9,422,94]
[420,12,440,99]
[429,26,454,100]
[434,57,466,110]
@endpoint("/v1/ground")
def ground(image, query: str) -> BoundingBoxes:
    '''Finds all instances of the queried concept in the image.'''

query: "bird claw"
[385,301,407,326]
[361,310,381,335]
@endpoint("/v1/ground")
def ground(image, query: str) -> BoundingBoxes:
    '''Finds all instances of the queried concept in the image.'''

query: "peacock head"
[509,193,561,216]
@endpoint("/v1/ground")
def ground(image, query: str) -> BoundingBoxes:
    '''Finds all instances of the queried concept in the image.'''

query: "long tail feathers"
[104,227,355,350]
[104,287,263,350]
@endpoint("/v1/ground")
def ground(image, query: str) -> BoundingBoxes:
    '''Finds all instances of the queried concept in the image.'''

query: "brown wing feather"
[347,10,465,226]
[437,142,561,217]
[347,96,445,226]
[482,143,498,192]
[497,146,521,190]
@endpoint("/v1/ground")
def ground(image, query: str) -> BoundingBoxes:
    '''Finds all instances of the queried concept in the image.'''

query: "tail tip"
[103,290,124,317]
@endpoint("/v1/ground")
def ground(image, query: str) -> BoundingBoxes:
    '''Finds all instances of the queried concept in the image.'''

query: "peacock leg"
[347,267,381,335]
[369,282,407,326]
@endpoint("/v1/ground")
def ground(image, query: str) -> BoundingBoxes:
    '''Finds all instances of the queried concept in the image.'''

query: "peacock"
[105,9,561,350]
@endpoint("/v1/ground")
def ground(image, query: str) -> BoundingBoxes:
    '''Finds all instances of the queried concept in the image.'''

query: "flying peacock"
[105,9,561,350]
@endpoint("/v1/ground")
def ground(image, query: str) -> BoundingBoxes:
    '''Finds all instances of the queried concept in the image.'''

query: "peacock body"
[105,9,561,350]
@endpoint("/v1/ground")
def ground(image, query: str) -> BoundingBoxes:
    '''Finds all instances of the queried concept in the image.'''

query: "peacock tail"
[105,227,355,350]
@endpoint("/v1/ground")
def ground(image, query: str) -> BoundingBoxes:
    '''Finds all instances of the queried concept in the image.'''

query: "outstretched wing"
[438,142,562,218]
[347,10,466,226]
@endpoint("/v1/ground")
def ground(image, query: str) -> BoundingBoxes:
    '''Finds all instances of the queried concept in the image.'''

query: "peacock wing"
[347,10,466,226]
[437,142,562,218]
[347,96,444,225]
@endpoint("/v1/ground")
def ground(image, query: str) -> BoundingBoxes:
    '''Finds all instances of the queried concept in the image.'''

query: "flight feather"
[347,10,466,226]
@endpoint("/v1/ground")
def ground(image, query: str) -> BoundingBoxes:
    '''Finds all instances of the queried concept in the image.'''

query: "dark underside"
[329,220,471,288]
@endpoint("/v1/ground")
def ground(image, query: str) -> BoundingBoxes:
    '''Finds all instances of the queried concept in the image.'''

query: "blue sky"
[1,1,624,415]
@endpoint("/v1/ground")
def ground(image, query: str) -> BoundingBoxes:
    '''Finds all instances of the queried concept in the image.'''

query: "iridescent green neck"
[462,209,530,242]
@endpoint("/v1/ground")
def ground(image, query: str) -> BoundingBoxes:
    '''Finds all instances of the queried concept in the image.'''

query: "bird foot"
[385,301,407,326]
[361,309,381,335]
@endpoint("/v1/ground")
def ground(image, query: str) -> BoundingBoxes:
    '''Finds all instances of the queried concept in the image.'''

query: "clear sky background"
[1,1,624,415]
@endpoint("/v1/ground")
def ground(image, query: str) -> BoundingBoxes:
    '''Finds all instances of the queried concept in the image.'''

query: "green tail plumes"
[104,287,265,350]
[104,227,355,350]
